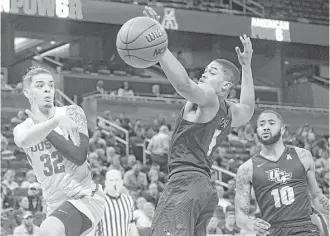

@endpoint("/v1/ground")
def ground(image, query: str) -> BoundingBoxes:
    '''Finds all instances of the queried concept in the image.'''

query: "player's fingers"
[256,221,270,230]
[235,46,242,56]
[25,109,35,120]
[257,219,271,228]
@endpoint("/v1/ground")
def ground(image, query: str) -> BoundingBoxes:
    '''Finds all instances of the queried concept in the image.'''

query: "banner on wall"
[0,0,83,19]
[251,17,291,42]
[161,8,179,30]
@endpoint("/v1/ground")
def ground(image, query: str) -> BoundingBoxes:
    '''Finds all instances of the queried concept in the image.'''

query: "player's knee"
[39,216,66,236]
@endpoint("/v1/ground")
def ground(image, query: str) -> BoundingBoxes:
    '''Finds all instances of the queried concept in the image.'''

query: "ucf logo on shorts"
[161,8,178,30]
[266,168,292,184]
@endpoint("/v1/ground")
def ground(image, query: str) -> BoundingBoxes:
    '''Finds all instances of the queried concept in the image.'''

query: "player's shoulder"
[292,146,313,159]
[64,105,85,115]
[236,159,253,180]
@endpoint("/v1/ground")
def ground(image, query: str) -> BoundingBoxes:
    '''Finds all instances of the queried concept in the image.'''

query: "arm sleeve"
[47,131,89,166]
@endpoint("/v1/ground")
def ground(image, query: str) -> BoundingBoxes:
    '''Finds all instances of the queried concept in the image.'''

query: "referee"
[96,170,139,236]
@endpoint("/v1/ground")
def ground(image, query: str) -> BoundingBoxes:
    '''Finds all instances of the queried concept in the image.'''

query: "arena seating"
[89,0,329,25]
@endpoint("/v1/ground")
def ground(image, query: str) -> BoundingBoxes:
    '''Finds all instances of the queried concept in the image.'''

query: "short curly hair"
[22,66,52,89]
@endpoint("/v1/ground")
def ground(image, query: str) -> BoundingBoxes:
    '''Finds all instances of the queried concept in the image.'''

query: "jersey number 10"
[271,186,295,208]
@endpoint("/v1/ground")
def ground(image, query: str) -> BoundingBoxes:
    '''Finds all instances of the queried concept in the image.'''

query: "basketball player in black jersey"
[143,7,255,236]
[235,110,329,236]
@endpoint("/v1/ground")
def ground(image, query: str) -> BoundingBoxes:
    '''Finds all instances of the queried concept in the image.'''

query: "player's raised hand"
[253,218,271,235]
[143,6,160,22]
[57,114,80,146]
[235,34,253,67]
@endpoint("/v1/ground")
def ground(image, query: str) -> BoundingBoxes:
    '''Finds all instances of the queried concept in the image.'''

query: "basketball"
[116,17,168,69]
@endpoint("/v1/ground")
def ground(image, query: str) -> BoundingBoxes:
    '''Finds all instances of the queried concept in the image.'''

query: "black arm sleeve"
[47,131,89,166]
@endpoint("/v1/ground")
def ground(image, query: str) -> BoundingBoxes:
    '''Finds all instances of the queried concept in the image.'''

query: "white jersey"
[20,106,95,214]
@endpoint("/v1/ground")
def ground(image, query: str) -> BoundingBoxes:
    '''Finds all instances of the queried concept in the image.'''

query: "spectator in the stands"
[96,80,106,94]
[1,184,14,209]
[106,146,120,162]
[206,216,223,235]
[243,123,255,142]
[2,170,19,191]
[12,196,30,226]
[216,185,232,213]
[13,211,39,236]
[151,84,161,97]
[1,134,15,160]
[223,178,236,201]
[11,110,27,125]
[126,154,137,171]
[118,81,134,97]
[1,73,13,91]
[134,198,152,229]
[221,211,240,235]
[108,155,125,177]
[147,125,170,173]
[315,149,329,175]
[123,160,148,191]
[103,110,114,123]
[15,81,23,93]
[89,130,106,151]
[141,183,160,206]
[20,170,39,189]
[27,183,42,214]
[135,202,154,229]
[148,170,164,192]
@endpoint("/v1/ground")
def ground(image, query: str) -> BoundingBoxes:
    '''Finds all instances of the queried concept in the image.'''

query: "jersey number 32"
[40,151,66,176]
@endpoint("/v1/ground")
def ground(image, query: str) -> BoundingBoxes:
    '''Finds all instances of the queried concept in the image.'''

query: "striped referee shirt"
[96,193,135,236]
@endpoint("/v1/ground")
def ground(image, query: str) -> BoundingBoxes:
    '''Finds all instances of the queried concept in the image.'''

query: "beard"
[257,129,282,146]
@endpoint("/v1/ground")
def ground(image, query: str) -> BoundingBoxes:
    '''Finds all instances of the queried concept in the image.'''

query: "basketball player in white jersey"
[13,67,105,236]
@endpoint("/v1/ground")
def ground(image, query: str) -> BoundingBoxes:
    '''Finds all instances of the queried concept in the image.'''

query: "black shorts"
[150,171,218,236]
[50,201,92,236]
[269,221,320,236]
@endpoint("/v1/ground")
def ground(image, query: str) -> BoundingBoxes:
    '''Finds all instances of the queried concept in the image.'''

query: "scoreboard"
[251,17,291,42]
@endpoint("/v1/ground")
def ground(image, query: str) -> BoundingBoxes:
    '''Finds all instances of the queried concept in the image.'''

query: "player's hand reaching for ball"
[143,6,160,22]
[251,218,271,235]
[57,114,80,146]
[235,34,253,67]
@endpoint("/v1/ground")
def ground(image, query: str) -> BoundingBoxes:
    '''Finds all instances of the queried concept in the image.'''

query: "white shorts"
[47,184,106,236]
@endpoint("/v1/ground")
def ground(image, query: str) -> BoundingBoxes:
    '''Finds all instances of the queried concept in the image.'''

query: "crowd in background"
[1,95,329,236]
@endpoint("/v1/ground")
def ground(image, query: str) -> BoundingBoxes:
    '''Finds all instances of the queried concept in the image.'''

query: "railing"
[55,89,75,106]
[212,165,236,188]
[85,93,329,113]
[143,139,151,165]
[231,0,265,17]
[142,139,236,186]
[96,116,130,156]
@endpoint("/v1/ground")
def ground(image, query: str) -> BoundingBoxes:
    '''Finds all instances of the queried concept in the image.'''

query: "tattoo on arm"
[318,194,330,212]
[66,105,88,136]
[235,164,252,215]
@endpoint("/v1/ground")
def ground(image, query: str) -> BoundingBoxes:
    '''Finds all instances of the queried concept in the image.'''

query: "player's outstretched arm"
[46,105,89,166]
[158,50,217,106]
[296,147,329,215]
[143,7,217,106]
[13,114,59,148]
[229,35,255,127]
[235,160,271,235]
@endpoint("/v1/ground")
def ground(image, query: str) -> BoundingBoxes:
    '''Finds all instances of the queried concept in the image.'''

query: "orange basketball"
[116,17,168,68]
